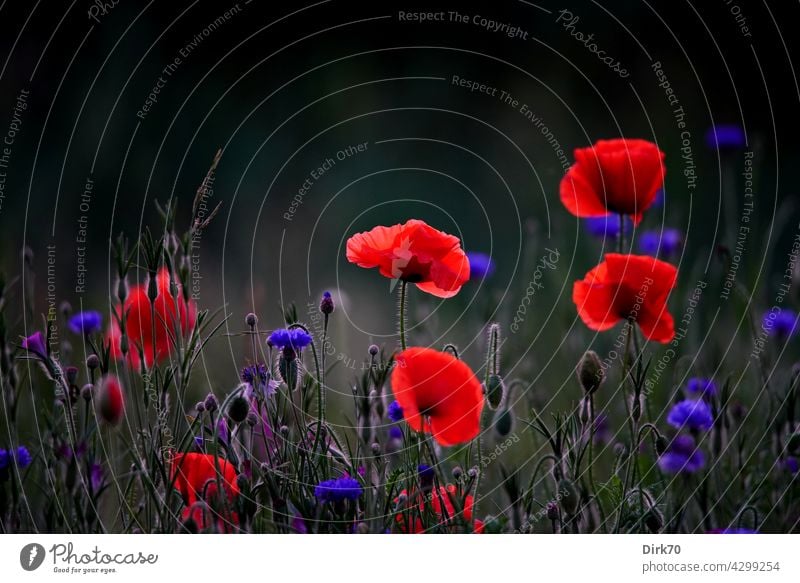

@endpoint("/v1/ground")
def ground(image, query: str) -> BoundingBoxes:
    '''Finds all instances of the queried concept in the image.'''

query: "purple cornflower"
[90,463,104,491]
[467,252,496,279]
[685,377,717,400]
[268,328,313,350]
[784,456,798,474]
[638,229,682,258]
[67,310,103,335]
[658,435,705,474]
[705,124,746,150]
[21,331,47,357]
[666,400,714,431]
[0,446,32,471]
[387,400,404,422]
[314,476,363,503]
[418,464,435,490]
[762,309,798,340]
[584,215,628,239]
[241,363,278,398]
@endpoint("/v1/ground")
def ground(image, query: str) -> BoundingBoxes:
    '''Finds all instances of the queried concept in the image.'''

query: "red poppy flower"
[108,268,196,368]
[572,253,677,343]
[395,484,483,533]
[169,452,239,531]
[391,347,483,446]
[95,374,124,426]
[560,139,665,225]
[346,219,470,298]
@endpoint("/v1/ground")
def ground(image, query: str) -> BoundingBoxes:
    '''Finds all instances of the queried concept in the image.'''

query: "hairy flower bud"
[245,312,258,328]
[81,383,94,401]
[203,392,218,413]
[227,395,250,424]
[577,350,604,394]
[494,408,514,437]
[86,354,100,370]
[95,374,125,426]
[485,374,505,410]
[368,344,379,356]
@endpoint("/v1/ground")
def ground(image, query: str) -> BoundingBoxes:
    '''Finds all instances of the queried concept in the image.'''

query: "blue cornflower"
[314,476,363,503]
[584,215,628,239]
[67,310,103,335]
[467,252,496,280]
[658,435,705,474]
[418,464,435,489]
[652,188,665,208]
[667,400,714,431]
[0,446,32,471]
[638,229,682,258]
[762,309,798,339]
[268,328,313,350]
[387,400,404,422]
[705,124,746,150]
[685,377,717,400]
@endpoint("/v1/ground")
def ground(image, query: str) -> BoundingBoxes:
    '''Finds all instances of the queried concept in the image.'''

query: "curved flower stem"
[398,281,408,351]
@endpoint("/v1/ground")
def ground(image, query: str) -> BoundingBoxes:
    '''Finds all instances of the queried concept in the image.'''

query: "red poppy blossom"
[391,347,483,446]
[395,484,483,533]
[346,219,470,298]
[169,452,239,531]
[95,374,124,426]
[560,139,665,225]
[572,253,677,343]
[108,268,196,368]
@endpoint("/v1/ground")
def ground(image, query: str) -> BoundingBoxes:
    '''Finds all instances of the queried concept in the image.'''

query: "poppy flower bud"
[147,274,159,304]
[119,334,129,355]
[227,395,249,424]
[116,277,128,303]
[245,313,258,328]
[558,478,580,516]
[320,291,334,315]
[655,435,669,456]
[96,374,125,426]
[86,354,100,370]
[494,408,514,437]
[577,350,604,394]
[486,374,505,410]
[203,393,218,413]
[81,383,94,401]
[368,344,379,356]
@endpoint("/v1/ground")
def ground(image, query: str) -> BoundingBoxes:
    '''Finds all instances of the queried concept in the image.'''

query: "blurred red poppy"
[346,219,469,298]
[169,452,239,532]
[391,347,483,446]
[396,484,483,533]
[108,268,196,368]
[572,253,677,343]
[560,138,665,225]
[95,374,124,426]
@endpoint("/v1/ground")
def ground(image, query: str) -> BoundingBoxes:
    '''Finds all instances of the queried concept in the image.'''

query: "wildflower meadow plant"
[1,132,797,539]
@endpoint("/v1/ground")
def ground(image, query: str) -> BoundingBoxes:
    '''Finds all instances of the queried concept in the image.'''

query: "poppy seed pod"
[577,350,604,394]
[558,478,580,516]
[96,374,125,426]
[486,374,505,410]
[227,395,250,424]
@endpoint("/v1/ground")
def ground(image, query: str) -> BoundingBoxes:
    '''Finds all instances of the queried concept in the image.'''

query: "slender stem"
[398,281,408,351]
